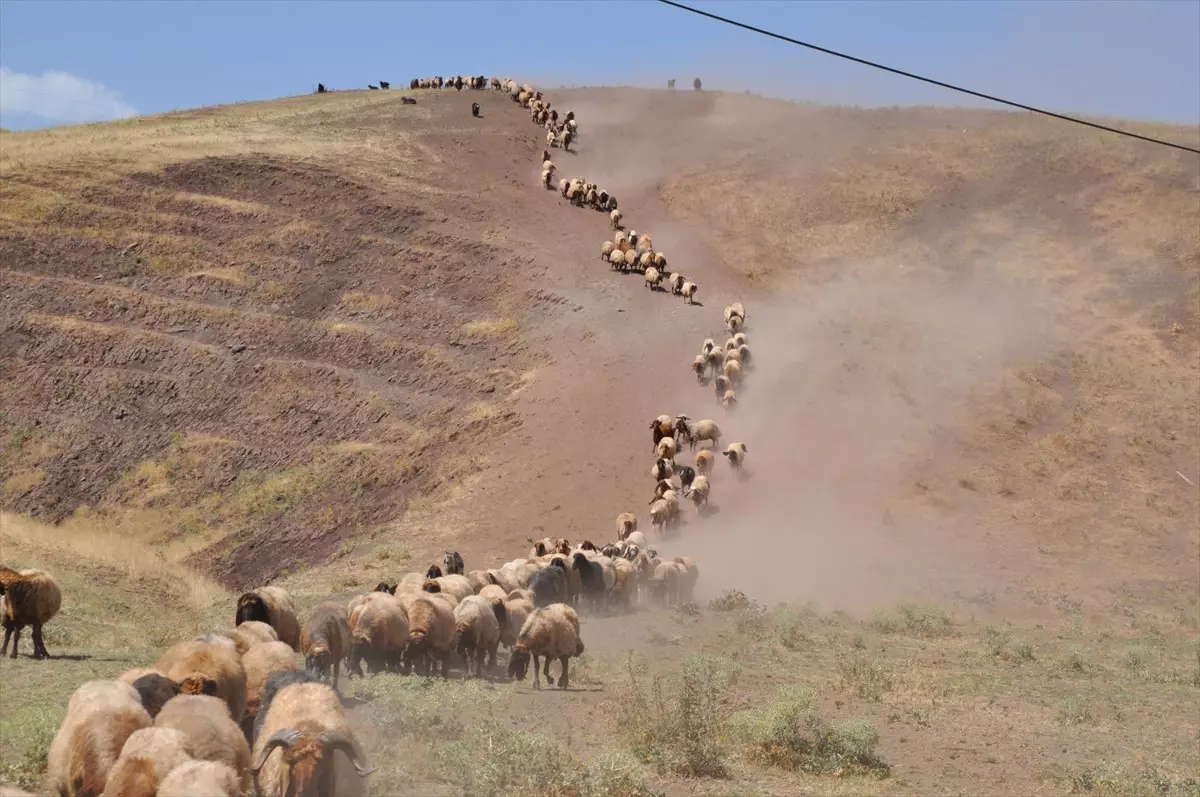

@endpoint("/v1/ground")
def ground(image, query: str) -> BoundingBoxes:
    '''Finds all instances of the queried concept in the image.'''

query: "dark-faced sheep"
[301,602,350,685]
[507,603,584,690]
[571,552,607,613]
[250,674,372,797]
[0,566,61,659]
[677,466,697,494]
[723,442,748,470]
[528,563,568,607]
[116,671,180,720]
[235,587,301,652]
[48,680,152,797]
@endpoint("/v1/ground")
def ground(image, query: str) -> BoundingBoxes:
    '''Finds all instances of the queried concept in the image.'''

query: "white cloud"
[0,66,137,124]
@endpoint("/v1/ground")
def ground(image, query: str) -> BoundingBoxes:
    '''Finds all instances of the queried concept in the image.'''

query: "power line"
[657,0,1200,155]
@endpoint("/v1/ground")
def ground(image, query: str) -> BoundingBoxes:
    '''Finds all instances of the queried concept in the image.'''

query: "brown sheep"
[100,727,192,797]
[116,669,180,719]
[154,640,247,723]
[300,602,350,685]
[616,512,638,540]
[453,595,505,677]
[403,594,455,677]
[154,694,251,793]
[241,641,299,738]
[694,449,715,475]
[48,680,152,797]
[250,679,372,797]
[507,603,584,690]
[0,566,61,659]
[229,621,279,655]
[157,760,244,797]
[348,592,410,677]
[234,586,301,651]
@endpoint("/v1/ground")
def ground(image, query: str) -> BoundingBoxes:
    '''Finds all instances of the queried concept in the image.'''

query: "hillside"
[1,85,1198,797]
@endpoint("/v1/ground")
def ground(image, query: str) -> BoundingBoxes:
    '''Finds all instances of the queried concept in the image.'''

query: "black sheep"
[379,80,390,89]
[572,552,607,612]
[471,102,480,118]
[678,466,697,493]
[529,564,568,607]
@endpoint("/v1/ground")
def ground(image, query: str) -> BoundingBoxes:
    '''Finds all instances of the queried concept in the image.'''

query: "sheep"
[737,344,752,369]
[733,332,747,346]
[692,353,708,381]
[347,592,409,677]
[668,272,685,295]
[585,187,598,206]
[234,587,301,651]
[154,640,247,723]
[117,670,180,719]
[454,594,505,677]
[49,680,152,797]
[572,552,608,612]
[654,252,667,270]
[229,621,279,655]
[689,474,711,507]
[706,347,725,377]
[677,465,697,494]
[601,240,614,259]
[561,129,573,151]
[610,208,623,230]
[724,301,746,325]
[300,602,350,685]
[507,603,585,690]
[656,435,677,461]
[674,556,701,603]
[529,562,569,607]
[650,561,686,607]
[153,694,251,791]
[500,593,534,649]
[465,569,491,593]
[609,249,626,271]
[723,358,742,387]
[610,557,639,609]
[713,374,728,401]
[694,449,715,475]
[682,281,698,304]
[651,478,676,502]
[724,346,741,364]
[625,530,648,549]
[541,168,553,188]
[725,337,739,352]
[651,457,674,482]
[250,675,372,797]
[194,633,239,652]
[649,498,673,537]
[425,563,444,580]
[100,727,192,797]
[723,442,748,470]
[722,389,738,409]
[702,338,716,356]
[616,512,638,539]
[0,566,61,659]
[404,594,456,677]
[423,574,475,604]
[681,418,721,451]
[644,266,662,290]
[157,761,243,797]
[639,251,655,272]
[728,314,744,334]
[241,641,299,738]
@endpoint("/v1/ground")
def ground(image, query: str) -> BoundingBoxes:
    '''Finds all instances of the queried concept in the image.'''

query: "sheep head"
[373,582,395,595]
[508,647,531,681]
[305,645,332,678]
[250,727,374,795]
[235,592,270,627]
[421,580,442,594]
[425,564,443,579]
[177,674,219,698]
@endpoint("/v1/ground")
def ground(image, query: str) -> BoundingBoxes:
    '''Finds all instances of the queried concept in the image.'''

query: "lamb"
[154,639,248,723]
[100,727,192,797]
[610,208,623,230]
[404,594,456,677]
[723,358,742,387]
[682,281,698,304]
[48,680,152,797]
[234,586,301,651]
[507,603,585,690]
[644,266,662,290]
[250,674,372,797]
[0,566,61,659]
[529,562,569,607]
[454,594,506,677]
[689,474,711,507]
[722,442,748,470]
[347,592,409,677]
[656,434,677,460]
[616,512,638,539]
[300,602,350,685]
[681,418,721,450]
[572,552,608,612]
[157,761,243,797]
[694,448,715,475]
[241,641,299,738]
[154,695,251,791]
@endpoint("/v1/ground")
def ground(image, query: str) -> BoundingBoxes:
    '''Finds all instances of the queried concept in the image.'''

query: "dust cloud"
[652,259,1056,614]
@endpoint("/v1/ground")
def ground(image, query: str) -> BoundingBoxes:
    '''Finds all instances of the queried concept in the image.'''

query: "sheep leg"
[541,655,554,687]
[532,654,542,690]
[557,656,570,689]
[7,627,20,659]
[32,624,48,660]
[440,649,451,679]
[0,626,10,656]
[332,658,340,688]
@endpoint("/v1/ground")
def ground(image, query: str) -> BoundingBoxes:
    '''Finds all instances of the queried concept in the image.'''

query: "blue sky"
[2,0,1198,131]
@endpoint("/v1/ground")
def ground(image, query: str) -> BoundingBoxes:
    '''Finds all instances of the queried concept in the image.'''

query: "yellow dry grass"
[462,317,519,337]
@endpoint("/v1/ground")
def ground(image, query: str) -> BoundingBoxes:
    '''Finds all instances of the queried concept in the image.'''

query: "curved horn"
[321,730,376,777]
[249,728,301,774]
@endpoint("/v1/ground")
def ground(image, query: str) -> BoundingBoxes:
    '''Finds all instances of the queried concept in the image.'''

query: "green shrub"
[869,602,955,638]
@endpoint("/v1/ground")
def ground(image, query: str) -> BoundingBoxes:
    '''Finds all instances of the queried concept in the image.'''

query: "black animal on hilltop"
[379,80,389,89]
[316,83,326,93]
[694,77,702,91]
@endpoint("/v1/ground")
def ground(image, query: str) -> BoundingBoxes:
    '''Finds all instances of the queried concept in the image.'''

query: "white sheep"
[609,249,626,271]
[610,208,623,230]
[689,474,710,507]
[692,354,707,381]
[667,272,685,294]
[723,358,742,387]
[541,169,553,189]
[644,267,662,290]
[682,281,697,304]
[601,240,614,259]
[683,418,721,450]
[722,442,748,470]
[655,435,677,460]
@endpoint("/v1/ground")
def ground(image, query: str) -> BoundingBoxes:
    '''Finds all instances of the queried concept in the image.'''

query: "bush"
[709,589,753,612]
[727,685,889,776]
[610,653,739,778]
[836,652,893,701]
[869,602,955,638]
[1070,761,1200,796]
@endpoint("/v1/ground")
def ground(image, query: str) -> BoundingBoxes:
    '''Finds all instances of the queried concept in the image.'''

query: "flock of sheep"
[0,75,761,797]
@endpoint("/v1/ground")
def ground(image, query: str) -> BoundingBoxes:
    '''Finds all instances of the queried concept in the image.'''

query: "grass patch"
[727,685,889,777]
[836,651,894,702]
[1070,761,1200,796]
[611,653,739,778]
[463,318,518,338]
[868,602,956,638]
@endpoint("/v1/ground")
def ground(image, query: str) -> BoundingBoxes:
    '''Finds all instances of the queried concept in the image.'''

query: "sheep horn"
[249,728,301,774]
[321,730,375,776]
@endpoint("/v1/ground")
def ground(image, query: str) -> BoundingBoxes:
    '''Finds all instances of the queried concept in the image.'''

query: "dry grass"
[462,318,519,338]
